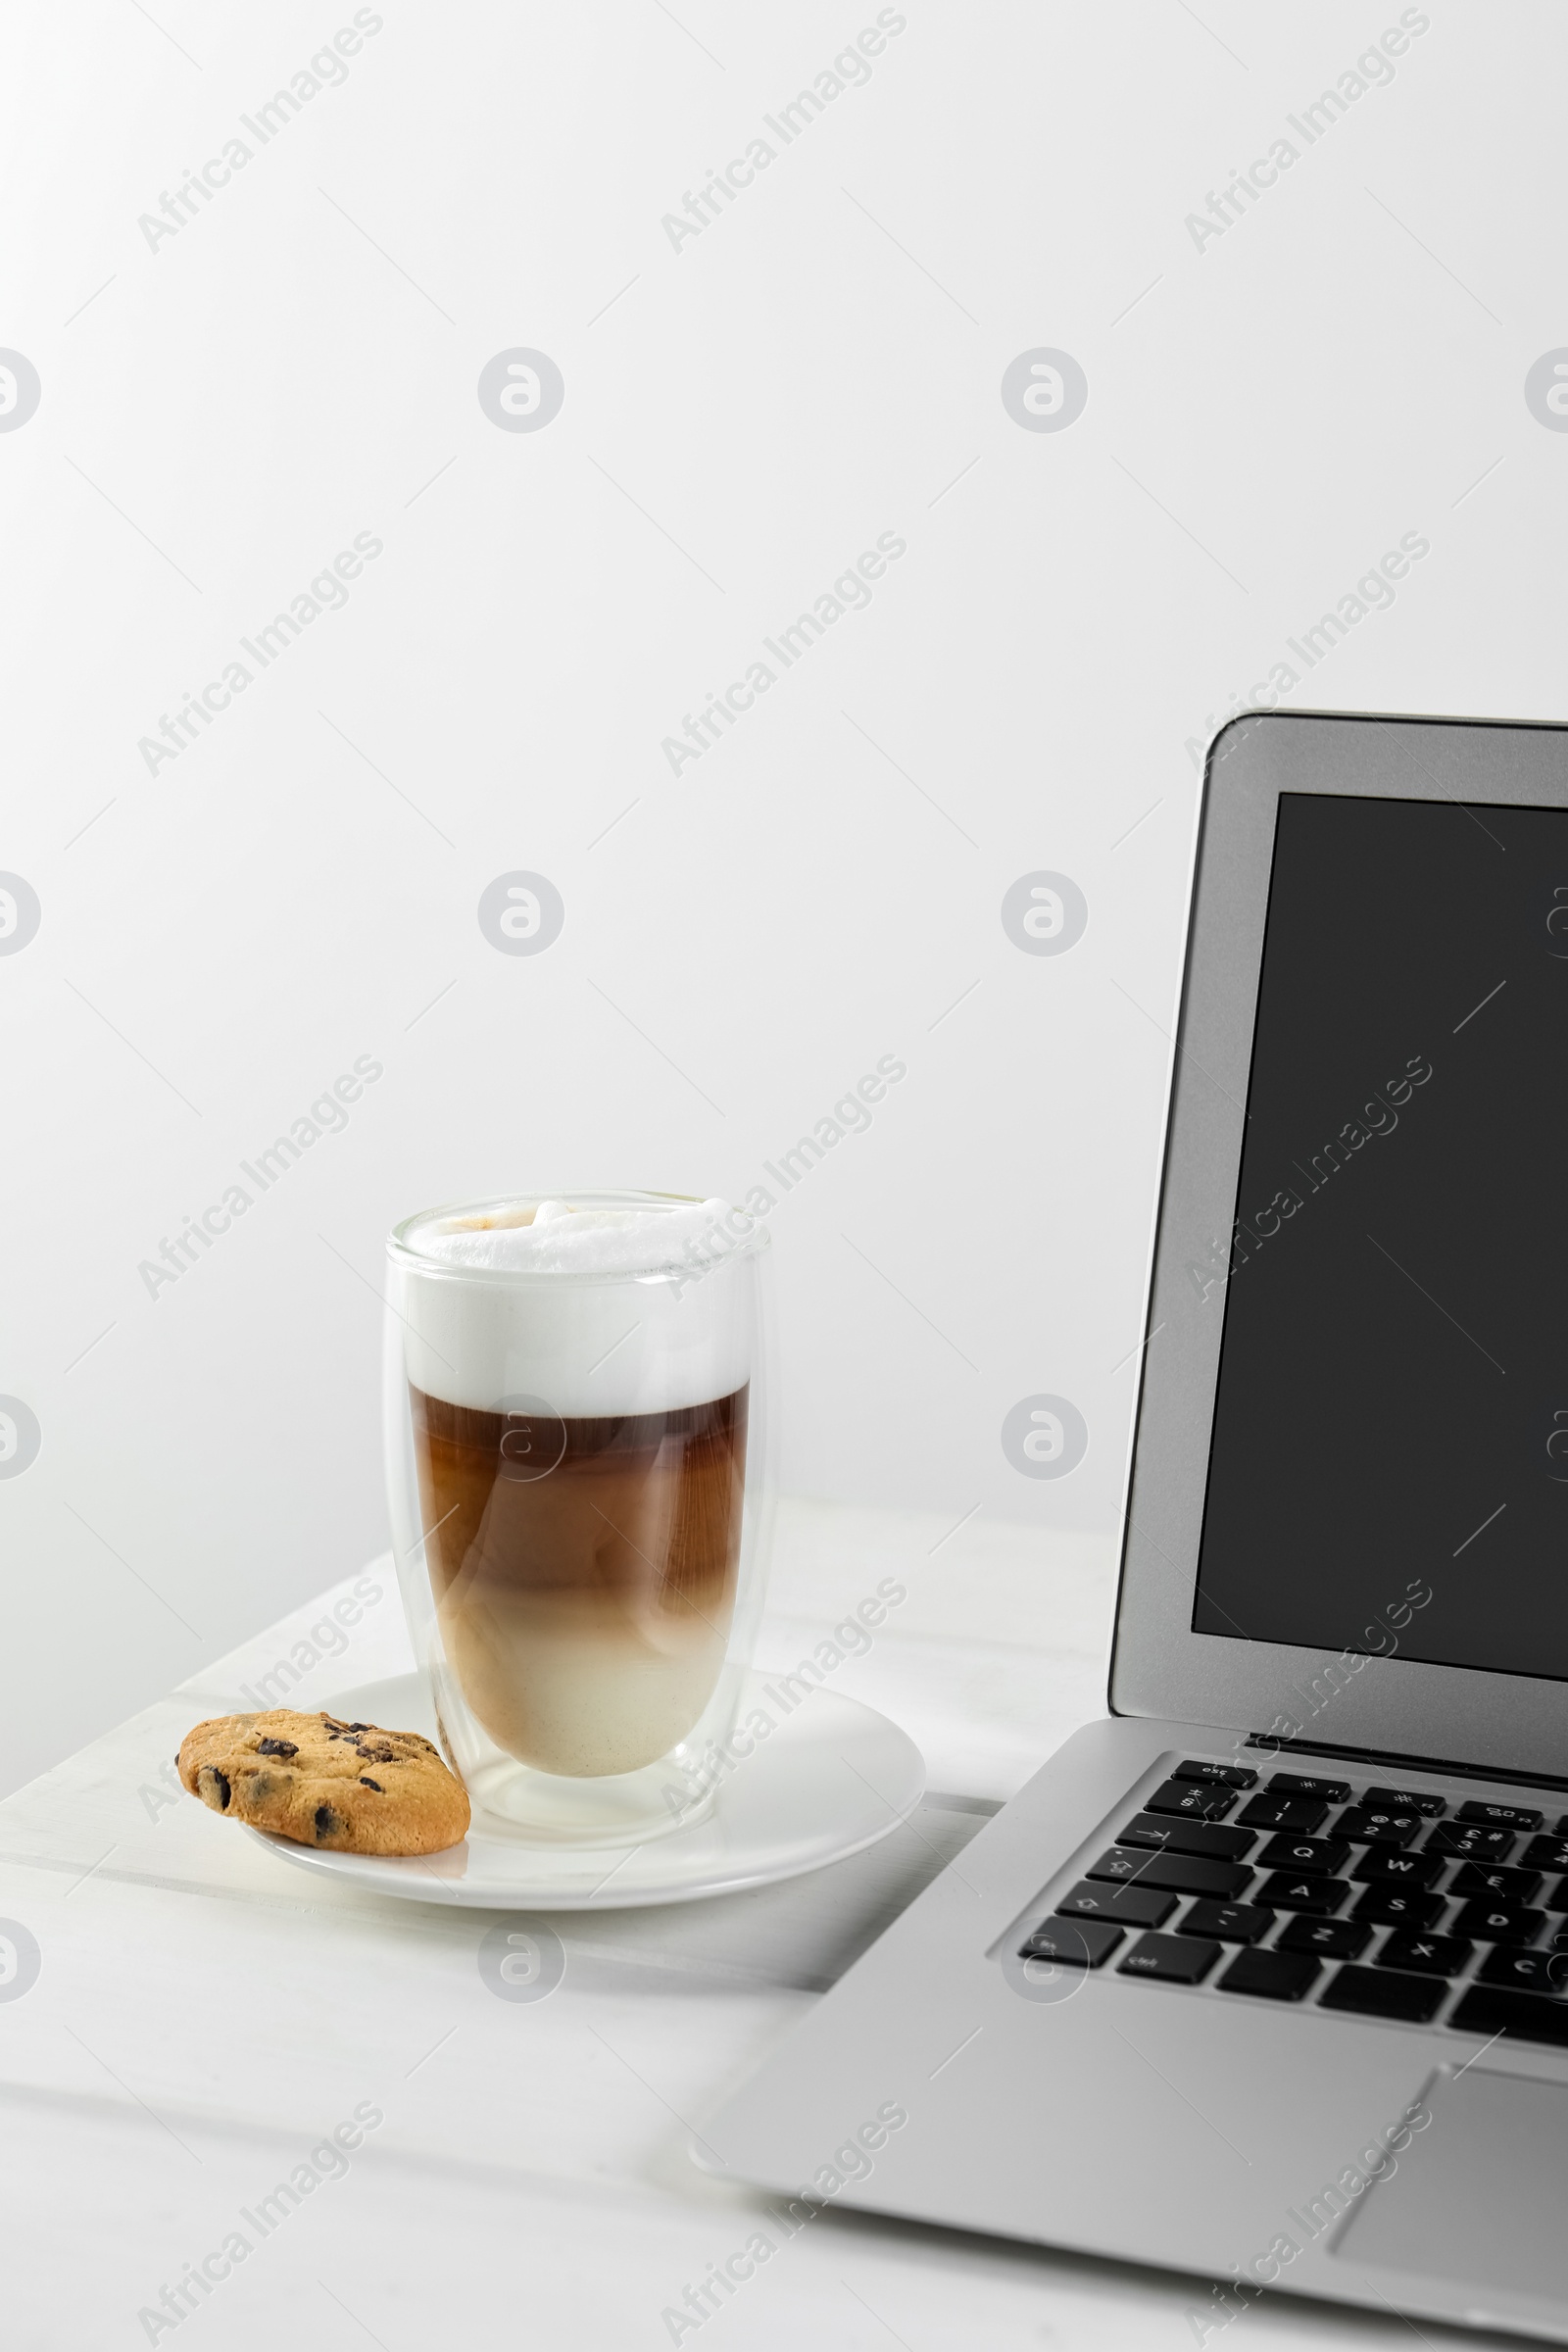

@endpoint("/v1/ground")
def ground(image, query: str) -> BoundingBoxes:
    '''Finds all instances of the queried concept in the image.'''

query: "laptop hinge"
[1247,1731,1568,1795]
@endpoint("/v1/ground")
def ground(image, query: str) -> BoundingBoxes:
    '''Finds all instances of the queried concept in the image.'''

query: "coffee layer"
[411,1383,747,1778]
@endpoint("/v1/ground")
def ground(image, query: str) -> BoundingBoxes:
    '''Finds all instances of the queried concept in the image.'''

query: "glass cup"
[383,1191,772,1843]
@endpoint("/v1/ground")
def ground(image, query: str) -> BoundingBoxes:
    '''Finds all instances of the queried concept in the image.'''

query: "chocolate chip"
[359,1777,383,1791]
[198,1767,230,1812]
[314,1804,341,1840]
[356,1741,395,1764]
[256,1737,298,1758]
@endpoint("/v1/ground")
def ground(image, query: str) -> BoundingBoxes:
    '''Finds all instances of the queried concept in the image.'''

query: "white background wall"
[1,0,1558,1795]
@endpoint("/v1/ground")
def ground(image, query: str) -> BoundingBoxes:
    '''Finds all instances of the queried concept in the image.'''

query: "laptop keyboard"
[1014,1758,1568,2044]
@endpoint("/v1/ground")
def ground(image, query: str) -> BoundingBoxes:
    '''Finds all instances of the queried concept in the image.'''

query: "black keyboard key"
[1320,1966,1446,2023]
[1172,1759,1256,1788]
[1352,1847,1444,1888]
[1427,1823,1516,1862]
[1238,1794,1329,1834]
[1180,1901,1273,1943]
[1452,1899,1546,1946]
[1117,1933,1221,1984]
[1332,1806,1421,1847]
[1548,1878,1568,1914]
[1256,1871,1348,1914]
[1086,1847,1148,1884]
[1115,1812,1255,1862]
[1377,1931,1472,1978]
[1217,1947,1320,2001]
[1556,1814,1568,1838]
[1018,1915,1122,1968]
[1352,1887,1443,1930]
[1522,1836,1568,1876]
[1144,1779,1236,1823]
[1277,1915,1372,1961]
[1476,1947,1568,1994]
[1449,1985,1568,2048]
[1058,1881,1175,1930]
[1086,1849,1251,1900]
[1365,1786,1446,1817]
[1449,1861,1542,1904]
[1457,1799,1543,1833]
[1256,1834,1349,1878]
[1266,1772,1351,1802]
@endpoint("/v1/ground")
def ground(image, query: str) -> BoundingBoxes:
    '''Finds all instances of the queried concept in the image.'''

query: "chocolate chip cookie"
[177,1708,470,1854]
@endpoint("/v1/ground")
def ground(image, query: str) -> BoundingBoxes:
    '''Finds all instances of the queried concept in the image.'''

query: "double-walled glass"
[384,1192,772,1842]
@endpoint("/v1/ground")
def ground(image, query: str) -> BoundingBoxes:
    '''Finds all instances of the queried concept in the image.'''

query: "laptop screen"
[1192,788,1568,1681]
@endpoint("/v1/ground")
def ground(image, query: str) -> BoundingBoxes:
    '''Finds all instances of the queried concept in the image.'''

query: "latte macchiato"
[390,1197,760,1807]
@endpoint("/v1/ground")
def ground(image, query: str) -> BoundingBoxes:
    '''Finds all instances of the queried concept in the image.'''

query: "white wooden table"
[0,1504,1486,2348]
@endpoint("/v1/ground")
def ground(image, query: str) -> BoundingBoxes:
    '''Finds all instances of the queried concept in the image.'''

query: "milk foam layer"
[394,1196,755,1416]
[419,1197,735,1275]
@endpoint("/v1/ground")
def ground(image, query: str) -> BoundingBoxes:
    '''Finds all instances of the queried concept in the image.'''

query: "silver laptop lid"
[1111,710,1568,1780]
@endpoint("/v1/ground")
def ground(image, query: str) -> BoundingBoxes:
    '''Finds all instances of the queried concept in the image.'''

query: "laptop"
[697,710,1568,2343]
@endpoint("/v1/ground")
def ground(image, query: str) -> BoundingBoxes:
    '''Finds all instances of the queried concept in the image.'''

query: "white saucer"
[242,1672,925,1909]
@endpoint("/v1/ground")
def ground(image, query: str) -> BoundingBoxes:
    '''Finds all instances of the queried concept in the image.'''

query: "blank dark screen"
[1192,790,1568,1680]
